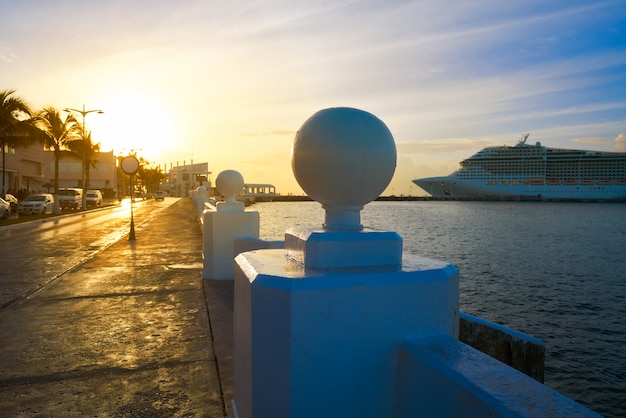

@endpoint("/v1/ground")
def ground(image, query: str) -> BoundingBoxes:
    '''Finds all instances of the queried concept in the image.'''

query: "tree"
[0,89,38,194]
[36,107,81,213]
[137,161,167,195]
[67,131,101,209]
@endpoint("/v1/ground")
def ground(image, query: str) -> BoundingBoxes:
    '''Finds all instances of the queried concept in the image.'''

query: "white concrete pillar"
[191,185,210,219]
[233,108,459,417]
[203,170,259,280]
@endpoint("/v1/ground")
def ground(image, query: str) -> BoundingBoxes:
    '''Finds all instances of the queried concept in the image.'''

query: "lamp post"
[121,155,140,241]
[63,105,104,210]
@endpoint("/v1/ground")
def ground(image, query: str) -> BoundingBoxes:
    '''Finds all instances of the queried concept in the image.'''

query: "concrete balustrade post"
[232,108,459,417]
[202,170,260,280]
[191,185,210,219]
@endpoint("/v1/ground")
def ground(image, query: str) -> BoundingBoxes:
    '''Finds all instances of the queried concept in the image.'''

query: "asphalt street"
[0,198,234,417]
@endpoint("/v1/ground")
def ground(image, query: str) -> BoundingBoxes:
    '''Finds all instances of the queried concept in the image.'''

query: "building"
[49,150,117,195]
[1,143,117,197]
[164,162,211,197]
[1,143,48,195]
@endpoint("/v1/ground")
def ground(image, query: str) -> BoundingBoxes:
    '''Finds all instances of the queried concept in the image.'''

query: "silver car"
[18,194,54,215]
[85,190,103,207]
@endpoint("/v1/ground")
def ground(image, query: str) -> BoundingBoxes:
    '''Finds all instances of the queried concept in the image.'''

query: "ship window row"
[470,164,626,171]
[459,162,625,178]
[547,153,624,159]
[548,159,625,164]
[549,166,625,171]
[547,164,626,170]
[458,172,626,180]
[476,157,545,162]
[469,162,545,168]
[547,169,626,175]
[486,149,544,155]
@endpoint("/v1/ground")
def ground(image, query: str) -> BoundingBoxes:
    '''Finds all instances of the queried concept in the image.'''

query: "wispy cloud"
[614,133,626,152]
[396,138,500,155]
[242,130,294,137]
[0,41,16,63]
[572,137,614,145]
[2,0,625,194]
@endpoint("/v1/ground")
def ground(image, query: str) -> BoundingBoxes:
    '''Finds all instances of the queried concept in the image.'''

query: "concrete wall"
[459,312,545,383]
[394,335,600,417]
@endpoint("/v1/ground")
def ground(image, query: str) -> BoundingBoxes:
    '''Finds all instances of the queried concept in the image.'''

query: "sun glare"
[89,92,176,161]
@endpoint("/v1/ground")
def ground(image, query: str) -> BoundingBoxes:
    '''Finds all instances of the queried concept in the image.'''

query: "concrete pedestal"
[285,227,402,269]
[233,249,459,418]
[203,208,259,280]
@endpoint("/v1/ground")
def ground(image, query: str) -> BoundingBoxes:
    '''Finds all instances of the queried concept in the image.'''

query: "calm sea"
[253,200,626,417]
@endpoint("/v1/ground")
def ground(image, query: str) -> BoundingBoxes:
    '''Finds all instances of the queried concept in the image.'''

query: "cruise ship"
[413,134,626,201]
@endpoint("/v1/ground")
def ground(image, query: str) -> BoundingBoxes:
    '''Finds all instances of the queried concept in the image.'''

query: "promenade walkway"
[0,198,234,417]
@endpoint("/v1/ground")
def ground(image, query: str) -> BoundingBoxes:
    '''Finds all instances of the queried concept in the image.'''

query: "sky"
[2,0,625,196]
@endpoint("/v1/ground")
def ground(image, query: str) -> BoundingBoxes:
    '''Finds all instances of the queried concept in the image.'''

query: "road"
[0,197,229,416]
[0,198,176,309]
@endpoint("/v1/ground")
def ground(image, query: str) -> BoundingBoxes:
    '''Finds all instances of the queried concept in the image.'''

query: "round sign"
[121,156,140,175]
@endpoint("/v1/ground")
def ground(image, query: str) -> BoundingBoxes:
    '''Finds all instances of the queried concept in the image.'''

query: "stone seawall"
[459,312,545,382]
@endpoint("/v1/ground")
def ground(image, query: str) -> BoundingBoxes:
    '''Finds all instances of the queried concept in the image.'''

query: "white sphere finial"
[216,170,244,203]
[291,107,396,230]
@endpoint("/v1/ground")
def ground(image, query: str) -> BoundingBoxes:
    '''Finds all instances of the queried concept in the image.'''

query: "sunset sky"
[2,0,625,196]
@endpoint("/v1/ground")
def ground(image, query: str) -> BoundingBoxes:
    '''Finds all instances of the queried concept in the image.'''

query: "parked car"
[4,194,18,212]
[85,190,103,207]
[154,191,166,201]
[0,197,10,219]
[18,194,54,215]
[58,188,82,210]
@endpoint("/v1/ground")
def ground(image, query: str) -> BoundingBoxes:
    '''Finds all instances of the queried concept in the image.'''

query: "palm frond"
[1,89,39,147]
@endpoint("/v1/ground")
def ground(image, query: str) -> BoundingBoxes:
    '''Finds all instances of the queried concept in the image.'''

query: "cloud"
[242,130,294,137]
[396,137,500,155]
[4,0,625,196]
[0,41,17,63]
[614,133,626,152]
[572,137,613,145]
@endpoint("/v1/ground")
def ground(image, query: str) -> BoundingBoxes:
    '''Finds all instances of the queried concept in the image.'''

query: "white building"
[1,144,117,197]
[164,162,211,197]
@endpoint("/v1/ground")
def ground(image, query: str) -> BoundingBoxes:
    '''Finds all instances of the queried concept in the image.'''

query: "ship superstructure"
[413,135,626,201]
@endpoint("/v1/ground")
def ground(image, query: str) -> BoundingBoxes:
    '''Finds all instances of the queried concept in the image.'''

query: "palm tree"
[0,89,38,195]
[137,161,167,195]
[67,131,101,209]
[36,107,81,214]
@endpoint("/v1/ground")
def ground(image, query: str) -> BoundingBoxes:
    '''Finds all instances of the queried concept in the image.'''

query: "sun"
[89,91,176,162]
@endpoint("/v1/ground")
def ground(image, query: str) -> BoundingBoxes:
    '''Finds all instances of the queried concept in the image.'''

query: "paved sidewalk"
[0,198,234,417]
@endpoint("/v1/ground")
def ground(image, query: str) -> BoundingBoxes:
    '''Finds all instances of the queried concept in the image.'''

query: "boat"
[412,134,626,201]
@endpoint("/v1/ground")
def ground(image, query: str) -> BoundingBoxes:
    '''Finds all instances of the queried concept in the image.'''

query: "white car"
[18,194,54,215]
[58,188,82,210]
[86,190,103,207]
[4,194,18,212]
[154,191,166,201]
[0,197,10,219]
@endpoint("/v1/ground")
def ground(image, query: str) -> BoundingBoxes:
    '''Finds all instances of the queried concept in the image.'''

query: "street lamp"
[63,105,104,210]
[121,155,140,241]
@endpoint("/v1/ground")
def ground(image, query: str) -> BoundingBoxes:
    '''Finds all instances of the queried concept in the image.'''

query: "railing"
[188,105,600,417]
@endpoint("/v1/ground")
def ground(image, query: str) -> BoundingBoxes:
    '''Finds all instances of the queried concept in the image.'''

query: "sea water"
[253,200,626,417]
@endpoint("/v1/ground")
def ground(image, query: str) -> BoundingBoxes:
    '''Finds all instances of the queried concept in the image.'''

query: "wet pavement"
[0,202,143,309]
[0,198,234,417]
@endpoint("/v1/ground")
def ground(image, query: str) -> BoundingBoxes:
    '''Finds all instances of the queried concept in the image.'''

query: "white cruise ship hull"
[413,137,626,201]
[413,177,626,201]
